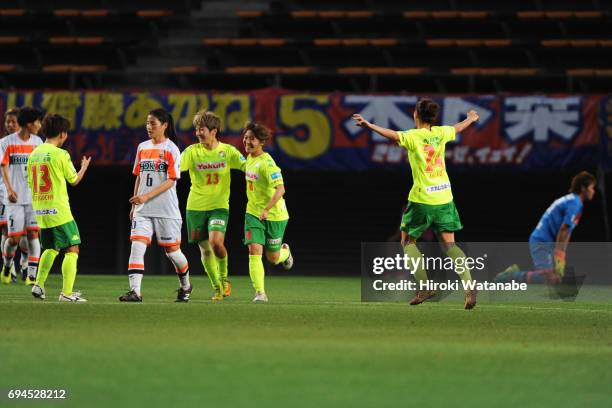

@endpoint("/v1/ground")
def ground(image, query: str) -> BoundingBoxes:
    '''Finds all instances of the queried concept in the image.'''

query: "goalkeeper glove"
[553,249,566,277]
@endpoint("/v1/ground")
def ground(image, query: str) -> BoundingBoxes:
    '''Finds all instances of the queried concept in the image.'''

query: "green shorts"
[40,220,81,250]
[243,213,288,252]
[186,209,229,243]
[400,201,463,239]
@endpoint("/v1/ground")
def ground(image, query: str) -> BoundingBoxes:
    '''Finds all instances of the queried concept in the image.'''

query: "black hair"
[148,108,177,143]
[17,106,43,127]
[569,171,596,194]
[41,113,71,138]
[415,98,440,125]
[242,121,271,143]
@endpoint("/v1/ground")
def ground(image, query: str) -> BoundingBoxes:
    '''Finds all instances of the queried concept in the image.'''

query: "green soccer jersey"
[397,126,455,205]
[245,152,289,221]
[180,142,246,211]
[27,143,78,228]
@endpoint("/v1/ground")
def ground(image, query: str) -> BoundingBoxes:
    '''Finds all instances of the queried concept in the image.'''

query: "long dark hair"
[149,108,177,143]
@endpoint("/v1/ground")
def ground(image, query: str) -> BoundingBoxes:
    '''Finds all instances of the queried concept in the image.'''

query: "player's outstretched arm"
[351,114,400,142]
[453,110,479,134]
[260,184,285,221]
[129,179,175,205]
[70,156,91,187]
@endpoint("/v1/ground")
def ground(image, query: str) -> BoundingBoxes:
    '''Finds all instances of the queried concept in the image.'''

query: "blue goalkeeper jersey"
[530,193,583,243]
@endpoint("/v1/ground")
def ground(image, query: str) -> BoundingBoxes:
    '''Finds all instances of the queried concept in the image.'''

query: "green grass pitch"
[1,275,611,408]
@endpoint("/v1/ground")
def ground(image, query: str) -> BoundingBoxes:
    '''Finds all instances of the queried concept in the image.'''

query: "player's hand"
[260,208,269,220]
[8,189,17,203]
[129,194,149,205]
[467,110,479,122]
[352,114,371,128]
[81,156,91,170]
[554,249,566,277]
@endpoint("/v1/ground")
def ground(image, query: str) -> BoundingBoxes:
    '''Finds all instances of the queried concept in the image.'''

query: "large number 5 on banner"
[31,164,52,193]
[276,94,331,160]
[423,145,444,173]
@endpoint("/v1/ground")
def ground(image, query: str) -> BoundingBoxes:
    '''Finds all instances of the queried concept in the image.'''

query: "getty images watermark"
[360,242,606,303]
[370,252,526,292]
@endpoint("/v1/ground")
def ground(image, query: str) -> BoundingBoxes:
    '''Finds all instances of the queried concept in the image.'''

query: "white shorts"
[7,204,39,237]
[0,204,7,226]
[130,216,182,247]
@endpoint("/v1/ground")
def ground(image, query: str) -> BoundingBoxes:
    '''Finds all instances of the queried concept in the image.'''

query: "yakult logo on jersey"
[245,172,259,181]
[270,172,282,180]
[196,161,226,170]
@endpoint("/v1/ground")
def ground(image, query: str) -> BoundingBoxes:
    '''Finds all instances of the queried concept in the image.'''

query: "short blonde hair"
[193,110,221,131]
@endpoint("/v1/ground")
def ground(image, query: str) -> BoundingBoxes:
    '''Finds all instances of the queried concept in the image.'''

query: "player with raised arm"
[180,111,246,301]
[352,98,479,309]
[0,107,43,286]
[119,109,191,302]
[28,114,90,302]
[495,171,596,285]
[242,122,293,303]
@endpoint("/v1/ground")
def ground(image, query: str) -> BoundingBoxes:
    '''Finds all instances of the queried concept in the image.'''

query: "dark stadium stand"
[1,0,612,91]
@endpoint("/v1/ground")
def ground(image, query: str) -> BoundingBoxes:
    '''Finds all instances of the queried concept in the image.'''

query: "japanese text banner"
[0,89,602,170]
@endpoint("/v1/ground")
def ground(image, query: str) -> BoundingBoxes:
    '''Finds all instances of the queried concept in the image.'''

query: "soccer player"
[352,98,479,309]
[494,171,596,284]
[0,107,43,286]
[1,108,19,283]
[180,111,246,300]
[1,108,30,284]
[242,122,293,303]
[119,109,191,302]
[28,113,90,301]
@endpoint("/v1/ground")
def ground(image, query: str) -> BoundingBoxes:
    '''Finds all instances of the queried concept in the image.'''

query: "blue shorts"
[529,241,554,270]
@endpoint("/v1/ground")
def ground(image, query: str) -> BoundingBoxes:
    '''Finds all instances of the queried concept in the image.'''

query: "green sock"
[61,252,78,296]
[217,256,228,281]
[446,245,473,282]
[36,249,59,289]
[273,247,290,265]
[248,255,265,293]
[403,243,428,283]
[202,255,221,290]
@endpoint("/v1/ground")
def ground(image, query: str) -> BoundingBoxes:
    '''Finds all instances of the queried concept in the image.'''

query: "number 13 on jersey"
[206,173,219,185]
[31,164,52,193]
